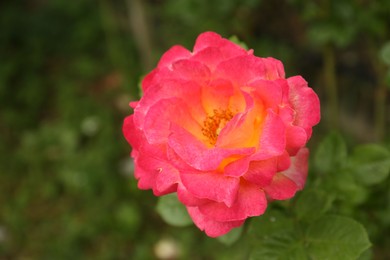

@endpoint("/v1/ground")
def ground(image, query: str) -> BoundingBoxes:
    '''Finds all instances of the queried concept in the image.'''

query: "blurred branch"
[126,0,154,71]
[323,43,339,129]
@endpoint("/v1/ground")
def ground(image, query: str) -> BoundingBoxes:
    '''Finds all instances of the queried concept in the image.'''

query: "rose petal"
[283,147,309,189]
[193,31,247,58]
[180,171,240,207]
[157,45,192,69]
[253,109,286,159]
[263,172,298,200]
[287,76,321,138]
[177,184,209,206]
[215,55,267,86]
[285,125,307,156]
[198,182,267,221]
[143,98,201,144]
[187,206,244,238]
[123,115,143,150]
[135,144,179,195]
[262,57,285,79]
[242,158,278,187]
[264,148,309,199]
[168,124,255,171]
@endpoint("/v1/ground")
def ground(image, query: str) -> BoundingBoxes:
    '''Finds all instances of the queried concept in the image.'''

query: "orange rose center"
[202,109,234,146]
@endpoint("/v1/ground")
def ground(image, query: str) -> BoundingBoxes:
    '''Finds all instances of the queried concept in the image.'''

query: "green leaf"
[248,209,294,242]
[217,226,243,246]
[156,193,193,227]
[294,190,333,222]
[348,144,390,185]
[250,231,307,260]
[306,215,371,260]
[379,41,390,66]
[229,35,249,50]
[314,132,347,174]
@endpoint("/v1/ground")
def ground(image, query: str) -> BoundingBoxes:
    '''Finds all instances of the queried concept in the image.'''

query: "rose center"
[202,109,234,146]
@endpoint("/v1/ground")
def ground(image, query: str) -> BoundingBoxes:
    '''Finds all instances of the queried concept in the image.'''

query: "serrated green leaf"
[217,226,243,246]
[248,209,294,242]
[295,190,333,222]
[314,132,347,174]
[306,215,371,260]
[333,170,368,205]
[348,144,390,185]
[156,193,193,227]
[250,231,307,260]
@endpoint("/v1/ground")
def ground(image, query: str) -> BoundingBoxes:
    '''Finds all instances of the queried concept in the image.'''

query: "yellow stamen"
[202,109,234,146]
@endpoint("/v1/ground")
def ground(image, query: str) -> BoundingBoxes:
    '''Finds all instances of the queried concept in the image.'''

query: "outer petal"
[157,45,192,69]
[187,206,244,238]
[215,55,267,86]
[287,76,320,138]
[264,148,309,200]
[198,182,267,222]
[134,79,205,129]
[180,171,240,207]
[177,184,209,207]
[123,115,142,150]
[262,57,285,79]
[263,173,298,200]
[134,144,180,196]
[193,31,247,58]
[283,147,309,190]
[285,125,307,156]
[242,158,278,187]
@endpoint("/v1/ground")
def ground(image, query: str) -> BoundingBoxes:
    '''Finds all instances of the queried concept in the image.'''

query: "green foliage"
[156,194,193,227]
[306,216,371,260]
[348,144,390,186]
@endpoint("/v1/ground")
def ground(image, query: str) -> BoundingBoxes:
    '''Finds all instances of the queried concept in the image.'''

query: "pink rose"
[123,32,320,237]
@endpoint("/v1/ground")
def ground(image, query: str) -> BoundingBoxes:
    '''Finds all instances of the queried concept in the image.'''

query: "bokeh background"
[1,0,389,259]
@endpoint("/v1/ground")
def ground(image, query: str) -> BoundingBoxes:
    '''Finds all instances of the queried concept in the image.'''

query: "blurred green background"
[1,0,389,259]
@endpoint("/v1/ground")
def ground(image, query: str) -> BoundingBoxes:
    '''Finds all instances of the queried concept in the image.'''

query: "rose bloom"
[123,32,320,237]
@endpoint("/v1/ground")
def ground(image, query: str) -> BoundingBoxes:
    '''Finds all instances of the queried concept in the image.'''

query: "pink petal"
[287,76,320,138]
[242,158,278,187]
[253,109,286,159]
[171,59,211,83]
[262,57,285,79]
[191,46,225,71]
[283,148,309,190]
[215,55,267,86]
[216,92,261,149]
[193,32,247,58]
[157,45,192,69]
[177,184,209,206]
[263,172,298,200]
[198,182,267,222]
[168,124,255,171]
[277,151,291,172]
[263,148,309,200]
[123,115,143,150]
[201,78,235,115]
[134,79,205,129]
[135,143,179,195]
[187,206,244,238]
[247,79,284,110]
[180,171,240,207]
[143,98,201,144]
[285,125,307,156]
